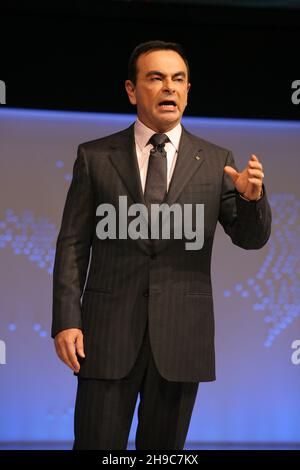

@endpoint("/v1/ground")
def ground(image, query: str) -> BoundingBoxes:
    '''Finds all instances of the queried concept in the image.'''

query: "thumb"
[75,333,85,358]
[224,165,239,183]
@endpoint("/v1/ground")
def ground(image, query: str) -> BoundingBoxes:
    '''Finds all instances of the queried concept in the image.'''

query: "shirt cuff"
[239,188,263,202]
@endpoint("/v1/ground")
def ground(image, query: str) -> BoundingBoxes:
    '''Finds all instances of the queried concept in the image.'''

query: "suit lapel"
[165,126,205,205]
[108,125,152,253]
[108,124,146,207]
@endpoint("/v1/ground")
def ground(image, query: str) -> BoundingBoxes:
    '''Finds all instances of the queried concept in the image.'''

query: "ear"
[125,80,137,105]
[185,82,191,106]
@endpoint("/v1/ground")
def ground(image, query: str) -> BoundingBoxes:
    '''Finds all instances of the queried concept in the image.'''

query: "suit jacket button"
[143,290,149,297]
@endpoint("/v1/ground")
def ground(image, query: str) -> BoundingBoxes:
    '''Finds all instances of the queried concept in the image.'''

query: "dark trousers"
[73,323,199,450]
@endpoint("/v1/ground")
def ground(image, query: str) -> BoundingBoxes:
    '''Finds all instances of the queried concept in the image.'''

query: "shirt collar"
[134,118,182,152]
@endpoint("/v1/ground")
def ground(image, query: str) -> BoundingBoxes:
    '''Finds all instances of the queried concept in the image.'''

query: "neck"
[137,118,181,134]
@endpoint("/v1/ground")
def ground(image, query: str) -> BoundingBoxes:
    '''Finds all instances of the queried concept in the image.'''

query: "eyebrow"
[145,71,187,78]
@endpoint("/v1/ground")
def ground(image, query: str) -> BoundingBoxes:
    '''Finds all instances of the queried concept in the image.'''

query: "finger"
[248,177,263,185]
[250,154,259,162]
[75,334,85,358]
[65,341,81,372]
[248,169,264,178]
[56,342,78,371]
[54,338,66,362]
[248,160,263,171]
[224,165,239,182]
[56,338,80,372]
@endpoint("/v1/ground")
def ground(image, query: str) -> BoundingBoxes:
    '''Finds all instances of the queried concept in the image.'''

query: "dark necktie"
[144,133,169,207]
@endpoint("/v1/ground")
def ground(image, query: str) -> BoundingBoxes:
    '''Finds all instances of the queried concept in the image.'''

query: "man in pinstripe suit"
[52,41,271,449]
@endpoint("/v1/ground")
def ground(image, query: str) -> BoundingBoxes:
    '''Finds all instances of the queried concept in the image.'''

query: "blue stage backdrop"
[0,109,299,445]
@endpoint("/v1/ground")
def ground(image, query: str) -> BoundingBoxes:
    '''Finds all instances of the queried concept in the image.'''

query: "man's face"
[125,49,191,133]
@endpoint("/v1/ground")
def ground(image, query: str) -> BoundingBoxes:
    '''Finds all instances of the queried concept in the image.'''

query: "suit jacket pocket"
[185,292,212,297]
[81,288,114,316]
[83,287,112,295]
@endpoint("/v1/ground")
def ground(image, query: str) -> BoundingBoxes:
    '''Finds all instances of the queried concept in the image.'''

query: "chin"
[156,116,179,129]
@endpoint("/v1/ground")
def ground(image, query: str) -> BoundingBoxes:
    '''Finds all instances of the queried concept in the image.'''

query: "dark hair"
[128,40,190,85]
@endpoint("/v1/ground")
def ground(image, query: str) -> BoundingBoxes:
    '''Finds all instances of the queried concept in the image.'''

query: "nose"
[162,78,175,93]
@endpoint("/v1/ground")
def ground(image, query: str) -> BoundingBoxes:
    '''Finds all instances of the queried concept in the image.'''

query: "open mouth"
[158,100,177,111]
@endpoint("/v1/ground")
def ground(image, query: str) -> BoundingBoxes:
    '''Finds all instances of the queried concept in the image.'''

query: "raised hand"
[224,154,264,201]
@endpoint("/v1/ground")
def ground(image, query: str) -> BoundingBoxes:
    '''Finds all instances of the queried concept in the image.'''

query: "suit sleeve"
[218,151,272,249]
[51,145,94,338]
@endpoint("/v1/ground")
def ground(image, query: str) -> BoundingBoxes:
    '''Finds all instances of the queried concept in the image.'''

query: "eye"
[151,77,162,81]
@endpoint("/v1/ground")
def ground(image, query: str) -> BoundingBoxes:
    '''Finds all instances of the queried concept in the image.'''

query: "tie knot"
[148,133,169,150]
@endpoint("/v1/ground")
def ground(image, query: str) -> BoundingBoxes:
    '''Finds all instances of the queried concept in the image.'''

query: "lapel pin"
[194,155,201,160]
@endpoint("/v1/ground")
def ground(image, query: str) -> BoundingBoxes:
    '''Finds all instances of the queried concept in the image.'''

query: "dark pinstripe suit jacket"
[52,124,272,382]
